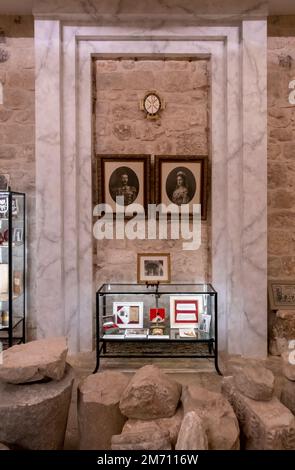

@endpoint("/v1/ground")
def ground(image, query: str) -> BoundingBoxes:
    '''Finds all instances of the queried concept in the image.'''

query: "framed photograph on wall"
[97,155,151,214]
[12,228,23,243]
[155,155,208,219]
[169,295,203,328]
[137,253,171,284]
[199,314,211,333]
[113,301,144,328]
[268,280,295,310]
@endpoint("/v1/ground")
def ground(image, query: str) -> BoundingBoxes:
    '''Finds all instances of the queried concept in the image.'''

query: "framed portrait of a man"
[97,155,151,214]
[155,155,208,219]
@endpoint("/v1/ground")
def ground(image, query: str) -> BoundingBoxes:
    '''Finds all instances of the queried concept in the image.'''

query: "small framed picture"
[150,308,166,323]
[169,295,203,328]
[155,155,208,219]
[97,155,151,214]
[11,197,18,217]
[12,228,23,243]
[268,280,295,310]
[137,253,171,284]
[113,301,144,328]
[0,197,8,216]
[199,314,211,333]
[0,174,10,191]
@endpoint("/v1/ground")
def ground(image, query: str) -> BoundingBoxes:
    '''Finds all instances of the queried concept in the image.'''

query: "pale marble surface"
[33,0,268,20]
[35,20,64,339]
[34,8,268,356]
[241,21,268,357]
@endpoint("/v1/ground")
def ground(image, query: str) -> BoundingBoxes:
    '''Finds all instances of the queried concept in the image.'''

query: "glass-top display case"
[0,191,26,350]
[95,283,221,374]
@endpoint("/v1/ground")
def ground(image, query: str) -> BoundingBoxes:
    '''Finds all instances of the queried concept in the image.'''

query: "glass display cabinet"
[0,191,26,350]
[95,283,221,374]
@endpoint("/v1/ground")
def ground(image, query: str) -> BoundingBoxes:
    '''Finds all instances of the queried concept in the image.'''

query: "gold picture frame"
[137,253,171,284]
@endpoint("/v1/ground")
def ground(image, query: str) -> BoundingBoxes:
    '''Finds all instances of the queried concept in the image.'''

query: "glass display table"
[95,283,221,374]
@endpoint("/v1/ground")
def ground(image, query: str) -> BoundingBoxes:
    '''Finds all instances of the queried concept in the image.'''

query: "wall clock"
[140,91,165,119]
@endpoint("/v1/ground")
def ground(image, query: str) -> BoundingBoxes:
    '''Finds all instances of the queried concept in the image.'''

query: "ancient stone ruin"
[0,338,74,450]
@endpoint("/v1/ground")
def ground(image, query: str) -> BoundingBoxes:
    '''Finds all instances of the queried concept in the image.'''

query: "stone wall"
[94,59,211,286]
[268,18,295,280]
[0,16,35,338]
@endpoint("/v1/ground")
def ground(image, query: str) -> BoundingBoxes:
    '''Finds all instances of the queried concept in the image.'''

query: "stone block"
[282,257,295,276]
[267,143,281,160]
[234,366,274,401]
[0,365,74,450]
[281,380,295,415]
[222,376,295,450]
[181,385,240,450]
[175,411,208,450]
[78,371,129,450]
[268,107,291,128]
[0,337,68,384]
[271,190,295,209]
[282,351,295,381]
[269,337,289,356]
[112,123,132,140]
[270,310,295,356]
[270,128,293,142]
[283,142,295,159]
[122,405,183,447]
[111,424,171,450]
[119,365,181,420]
[267,256,282,279]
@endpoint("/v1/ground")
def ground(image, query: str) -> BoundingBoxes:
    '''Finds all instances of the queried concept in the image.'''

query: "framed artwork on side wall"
[96,155,151,214]
[268,280,295,310]
[155,155,208,219]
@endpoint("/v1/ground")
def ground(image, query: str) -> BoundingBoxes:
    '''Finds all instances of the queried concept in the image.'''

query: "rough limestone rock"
[78,371,129,450]
[119,365,181,420]
[175,411,208,450]
[0,365,74,450]
[0,337,68,384]
[111,424,171,450]
[281,380,295,415]
[0,443,9,450]
[270,310,295,356]
[222,376,295,450]
[282,351,295,381]
[269,337,289,356]
[234,366,274,401]
[181,385,239,450]
[122,405,183,447]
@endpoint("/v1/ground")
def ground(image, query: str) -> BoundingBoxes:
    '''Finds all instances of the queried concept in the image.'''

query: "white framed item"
[169,295,203,329]
[113,302,144,329]
[199,314,211,334]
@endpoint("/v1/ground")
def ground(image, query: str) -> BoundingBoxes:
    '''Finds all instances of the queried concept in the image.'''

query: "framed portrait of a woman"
[155,155,208,219]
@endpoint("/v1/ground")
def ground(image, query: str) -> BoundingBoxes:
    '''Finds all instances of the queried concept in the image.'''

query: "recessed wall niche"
[93,57,211,286]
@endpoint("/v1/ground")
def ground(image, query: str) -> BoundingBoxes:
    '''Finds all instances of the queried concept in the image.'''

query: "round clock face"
[143,93,161,115]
